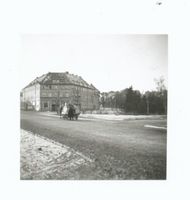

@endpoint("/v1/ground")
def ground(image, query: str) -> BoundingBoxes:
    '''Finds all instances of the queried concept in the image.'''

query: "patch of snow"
[144,125,167,130]
[80,114,164,121]
[20,129,92,180]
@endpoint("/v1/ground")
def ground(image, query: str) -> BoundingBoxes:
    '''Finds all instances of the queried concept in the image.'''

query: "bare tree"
[154,76,166,94]
[154,76,167,114]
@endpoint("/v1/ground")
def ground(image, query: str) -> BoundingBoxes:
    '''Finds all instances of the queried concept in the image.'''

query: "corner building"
[21,72,100,111]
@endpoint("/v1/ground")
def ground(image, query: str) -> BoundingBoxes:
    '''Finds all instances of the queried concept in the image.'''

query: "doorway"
[51,104,57,111]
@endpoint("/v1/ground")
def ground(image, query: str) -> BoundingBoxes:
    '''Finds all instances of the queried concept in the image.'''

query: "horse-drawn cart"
[59,104,80,120]
[62,112,80,120]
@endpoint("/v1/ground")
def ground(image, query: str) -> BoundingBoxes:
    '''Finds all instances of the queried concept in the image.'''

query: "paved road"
[20,111,167,180]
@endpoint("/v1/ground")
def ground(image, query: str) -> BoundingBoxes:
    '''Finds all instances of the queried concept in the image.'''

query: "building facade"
[21,72,100,111]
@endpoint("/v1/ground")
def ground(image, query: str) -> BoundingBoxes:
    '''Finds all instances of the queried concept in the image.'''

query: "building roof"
[23,72,99,92]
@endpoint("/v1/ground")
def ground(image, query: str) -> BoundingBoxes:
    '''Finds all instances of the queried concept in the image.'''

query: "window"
[52,85,58,89]
[43,85,49,89]
[44,102,48,108]
[52,80,59,84]
[42,92,47,97]
[53,92,57,97]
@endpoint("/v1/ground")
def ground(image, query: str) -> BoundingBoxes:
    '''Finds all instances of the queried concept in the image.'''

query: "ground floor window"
[44,102,48,108]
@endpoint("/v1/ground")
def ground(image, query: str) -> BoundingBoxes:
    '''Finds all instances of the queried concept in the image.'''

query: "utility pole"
[35,82,36,111]
[57,90,60,113]
[145,92,150,115]
[146,98,149,115]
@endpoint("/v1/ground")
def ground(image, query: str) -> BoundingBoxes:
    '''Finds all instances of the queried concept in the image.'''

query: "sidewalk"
[20,129,92,180]
[39,111,166,121]
[80,114,166,121]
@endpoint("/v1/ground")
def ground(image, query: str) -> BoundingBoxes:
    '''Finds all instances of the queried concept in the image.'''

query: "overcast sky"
[19,34,167,93]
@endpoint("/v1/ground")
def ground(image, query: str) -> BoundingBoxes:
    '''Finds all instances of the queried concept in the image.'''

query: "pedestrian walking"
[59,104,63,119]
[62,102,68,119]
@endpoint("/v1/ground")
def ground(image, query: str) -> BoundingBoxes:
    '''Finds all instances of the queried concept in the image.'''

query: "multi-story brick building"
[21,72,100,111]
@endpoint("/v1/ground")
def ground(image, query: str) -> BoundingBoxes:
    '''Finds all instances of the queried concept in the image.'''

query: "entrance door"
[51,104,56,111]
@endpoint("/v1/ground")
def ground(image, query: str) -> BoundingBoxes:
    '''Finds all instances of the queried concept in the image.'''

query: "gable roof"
[23,72,99,92]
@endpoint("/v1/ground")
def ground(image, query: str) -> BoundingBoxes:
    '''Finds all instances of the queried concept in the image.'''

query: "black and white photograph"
[20,34,167,180]
[1,0,190,200]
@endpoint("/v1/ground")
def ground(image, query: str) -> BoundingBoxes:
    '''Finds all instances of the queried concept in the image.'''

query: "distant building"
[21,72,100,111]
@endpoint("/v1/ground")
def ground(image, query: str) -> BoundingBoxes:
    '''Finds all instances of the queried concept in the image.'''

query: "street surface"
[20,111,167,180]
